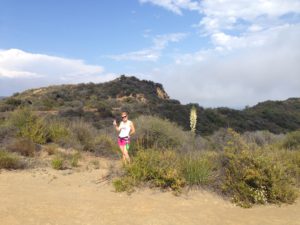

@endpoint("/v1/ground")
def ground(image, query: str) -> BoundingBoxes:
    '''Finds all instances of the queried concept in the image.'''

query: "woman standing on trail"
[113,112,135,165]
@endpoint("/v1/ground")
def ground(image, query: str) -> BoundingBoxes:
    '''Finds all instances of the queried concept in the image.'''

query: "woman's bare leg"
[119,145,131,165]
[119,146,126,165]
[123,149,131,164]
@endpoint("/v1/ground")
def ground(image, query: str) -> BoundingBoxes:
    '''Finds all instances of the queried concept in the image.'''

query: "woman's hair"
[121,111,128,116]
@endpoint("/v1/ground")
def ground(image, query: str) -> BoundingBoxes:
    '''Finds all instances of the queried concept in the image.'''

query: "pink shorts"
[118,137,130,147]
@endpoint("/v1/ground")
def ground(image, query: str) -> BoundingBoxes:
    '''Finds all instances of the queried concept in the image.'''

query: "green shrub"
[242,130,284,147]
[9,110,70,144]
[51,157,64,170]
[116,149,185,192]
[93,134,119,157]
[9,107,49,144]
[20,117,49,144]
[133,116,190,151]
[47,118,70,143]
[0,122,18,142]
[44,144,58,155]
[41,97,56,110]
[8,138,36,157]
[111,127,299,207]
[53,130,81,150]
[0,150,23,169]
[5,98,22,107]
[50,150,81,169]
[70,151,81,167]
[208,128,240,151]
[271,149,300,187]
[58,106,84,117]
[223,128,250,152]
[181,152,217,186]
[113,177,135,193]
[96,101,113,117]
[192,135,210,151]
[69,119,98,151]
[220,130,298,207]
[9,107,33,128]
[281,130,300,150]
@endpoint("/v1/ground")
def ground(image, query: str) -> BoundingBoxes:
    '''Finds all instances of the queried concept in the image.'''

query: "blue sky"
[0,0,300,108]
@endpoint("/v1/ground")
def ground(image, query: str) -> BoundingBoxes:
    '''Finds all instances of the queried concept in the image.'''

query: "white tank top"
[119,120,132,138]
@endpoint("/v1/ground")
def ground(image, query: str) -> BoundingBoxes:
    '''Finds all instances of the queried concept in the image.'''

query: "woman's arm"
[113,120,120,132]
[130,122,135,136]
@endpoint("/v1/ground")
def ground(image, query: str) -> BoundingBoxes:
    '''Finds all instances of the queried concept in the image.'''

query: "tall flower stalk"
[190,105,197,133]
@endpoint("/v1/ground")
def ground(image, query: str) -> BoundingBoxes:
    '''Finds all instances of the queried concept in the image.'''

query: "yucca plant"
[190,105,197,133]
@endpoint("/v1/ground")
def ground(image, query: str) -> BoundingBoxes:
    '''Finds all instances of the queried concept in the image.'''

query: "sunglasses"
[121,115,127,118]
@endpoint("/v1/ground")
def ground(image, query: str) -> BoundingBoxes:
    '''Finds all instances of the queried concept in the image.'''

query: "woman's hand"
[113,120,117,126]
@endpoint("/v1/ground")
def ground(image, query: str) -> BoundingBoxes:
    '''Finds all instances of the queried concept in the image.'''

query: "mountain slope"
[0,75,299,134]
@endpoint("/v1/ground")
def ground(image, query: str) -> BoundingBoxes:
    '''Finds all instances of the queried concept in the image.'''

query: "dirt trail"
[1,166,300,225]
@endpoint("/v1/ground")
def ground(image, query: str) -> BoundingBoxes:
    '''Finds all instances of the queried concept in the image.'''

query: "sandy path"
[1,167,299,225]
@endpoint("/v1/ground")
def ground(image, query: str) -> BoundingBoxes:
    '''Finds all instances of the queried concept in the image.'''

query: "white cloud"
[210,25,288,50]
[198,0,300,33]
[108,32,187,61]
[142,0,300,44]
[0,49,104,78]
[147,24,300,108]
[139,0,201,15]
[138,0,300,108]
[0,68,41,78]
[108,49,160,61]
[248,24,263,32]
[173,25,286,64]
[153,33,187,49]
[141,0,300,20]
[0,49,116,95]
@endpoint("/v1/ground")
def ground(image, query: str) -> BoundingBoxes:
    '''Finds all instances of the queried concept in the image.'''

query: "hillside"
[0,75,299,135]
